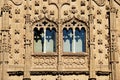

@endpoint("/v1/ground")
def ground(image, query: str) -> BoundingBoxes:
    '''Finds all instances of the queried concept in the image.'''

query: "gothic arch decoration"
[9,0,23,6]
[32,16,58,53]
[93,0,106,6]
[62,16,89,53]
[115,0,120,6]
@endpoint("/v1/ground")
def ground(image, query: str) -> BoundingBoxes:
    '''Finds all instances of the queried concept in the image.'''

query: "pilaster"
[88,0,96,80]
[23,14,31,80]
[109,0,119,80]
[23,0,32,80]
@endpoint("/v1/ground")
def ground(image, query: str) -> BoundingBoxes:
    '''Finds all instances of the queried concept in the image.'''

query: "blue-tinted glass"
[34,28,44,52]
[46,28,56,52]
[75,28,85,52]
[63,28,73,52]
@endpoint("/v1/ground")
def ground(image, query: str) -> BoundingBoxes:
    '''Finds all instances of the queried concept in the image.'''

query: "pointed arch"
[32,16,57,53]
[62,17,87,53]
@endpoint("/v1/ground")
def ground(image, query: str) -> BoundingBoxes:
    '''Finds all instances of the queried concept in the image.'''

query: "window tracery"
[63,19,86,53]
[33,19,57,53]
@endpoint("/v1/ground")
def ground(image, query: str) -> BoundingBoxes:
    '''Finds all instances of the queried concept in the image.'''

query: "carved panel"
[62,56,88,69]
[32,56,57,69]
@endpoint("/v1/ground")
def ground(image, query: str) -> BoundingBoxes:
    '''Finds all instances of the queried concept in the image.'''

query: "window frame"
[32,19,57,54]
[62,19,88,54]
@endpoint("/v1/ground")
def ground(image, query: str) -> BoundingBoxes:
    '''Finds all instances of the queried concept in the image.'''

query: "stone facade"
[0,0,120,80]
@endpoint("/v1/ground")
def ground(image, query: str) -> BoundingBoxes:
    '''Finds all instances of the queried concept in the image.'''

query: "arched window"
[63,27,86,52]
[34,27,56,53]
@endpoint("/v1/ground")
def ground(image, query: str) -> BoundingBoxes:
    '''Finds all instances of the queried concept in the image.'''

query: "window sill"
[62,52,88,56]
[32,52,58,56]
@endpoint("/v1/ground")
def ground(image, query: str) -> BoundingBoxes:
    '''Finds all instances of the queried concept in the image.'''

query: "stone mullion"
[58,23,62,71]
[43,29,46,53]
[72,28,75,53]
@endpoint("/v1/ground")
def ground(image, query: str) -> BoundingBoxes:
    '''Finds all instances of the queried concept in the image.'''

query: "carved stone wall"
[0,0,120,80]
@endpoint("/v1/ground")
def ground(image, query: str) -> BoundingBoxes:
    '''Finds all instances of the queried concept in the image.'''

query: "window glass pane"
[75,28,85,52]
[34,28,44,52]
[46,28,56,52]
[81,28,86,52]
[63,28,73,52]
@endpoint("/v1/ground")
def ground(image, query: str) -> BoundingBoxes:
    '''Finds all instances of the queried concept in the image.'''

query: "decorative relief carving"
[14,60,19,64]
[10,0,23,6]
[105,54,109,59]
[87,5,94,10]
[14,40,19,44]
[98,39,103,45]
[14,29,20,34]
[50,10,54,15]
[41,6,48,14]
[93,0,106,6]
[15,19,20,23]
[15,9,20,14]
[97,30,102,35]
[98,60,103,65]
[24,5,32,10]
[98,49,103,53]
[35,1,40,6]
[64,10,68,15]
[33,56,57,69]
[97,9,101,15]
[115,0,120,6]
[14,49,19,54]
[62,56,86,68]
[70,6,78,14]
[81,10,85,15]
[35,9,39,15]
[80,0,85,6]
[106,5,110,11]
[1,4,11,12]
[97,19,102,24]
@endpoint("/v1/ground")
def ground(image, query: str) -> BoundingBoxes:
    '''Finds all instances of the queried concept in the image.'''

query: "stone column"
[88,0,96,80]
[109,0,119,80]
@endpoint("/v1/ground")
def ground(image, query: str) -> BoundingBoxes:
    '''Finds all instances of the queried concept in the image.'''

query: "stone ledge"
[23,78,31,80]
